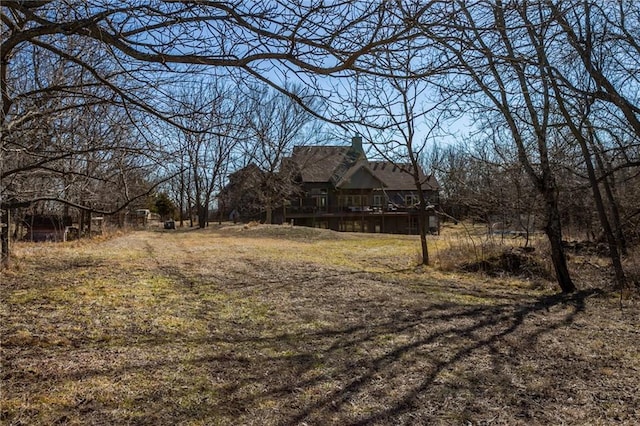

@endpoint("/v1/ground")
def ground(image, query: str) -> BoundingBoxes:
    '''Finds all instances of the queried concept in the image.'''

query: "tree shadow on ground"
[5,242,631,425]
[263,290,600,425]
[135,246,614,424]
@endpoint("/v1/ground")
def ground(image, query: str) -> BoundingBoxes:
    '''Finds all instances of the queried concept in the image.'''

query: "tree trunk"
[417,209,429,265]
[577,136,626,288]
[1,208,10,268]
[547,71,627,288]
[197,205,207,229]
[415,180,430,265]
[79,210,85,236]
[591,144,627,256]
[265,205,272,224]
[179,173,185,228]
[543,189,576,293]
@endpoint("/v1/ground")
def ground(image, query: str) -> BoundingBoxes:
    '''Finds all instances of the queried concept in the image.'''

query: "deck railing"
[285,204,419,216]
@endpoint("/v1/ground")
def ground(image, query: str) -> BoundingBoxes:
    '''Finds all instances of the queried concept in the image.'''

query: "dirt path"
[2,226,639,425]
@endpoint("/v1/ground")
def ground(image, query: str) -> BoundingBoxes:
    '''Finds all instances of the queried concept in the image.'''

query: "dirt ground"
[1,224,639,425]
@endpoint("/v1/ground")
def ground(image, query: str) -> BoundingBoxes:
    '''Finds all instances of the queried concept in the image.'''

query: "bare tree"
[546,0,640,140]
[243,86,322,224]
[399,0,640,291]
[352,81,442,264]
[398,1,577,292]
[541,0,640,287]
[330,22,450,265]
[172,80,245,228]
[1,1,410,264]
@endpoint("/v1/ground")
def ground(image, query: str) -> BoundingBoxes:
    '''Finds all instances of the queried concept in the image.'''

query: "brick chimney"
[351,134,364,154]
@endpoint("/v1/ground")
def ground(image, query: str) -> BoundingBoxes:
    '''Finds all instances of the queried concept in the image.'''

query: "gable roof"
[228,163,263,183]
[288,144,367,185]
[328,148,365,186]
[289,146,351,183]
[370,161,440,191]
[335,161,386,189]
[286,143,439,192]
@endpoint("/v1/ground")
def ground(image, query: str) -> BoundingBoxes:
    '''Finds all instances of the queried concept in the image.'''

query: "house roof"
[289,145,353,183]
[369,161,440,191]
[286,144,440,192]
[335,161,386,189]
[228,163,263,182]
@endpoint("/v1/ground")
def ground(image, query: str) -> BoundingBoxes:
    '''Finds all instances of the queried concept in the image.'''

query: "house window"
[405,194,418,207]
[340,220,363,232]
[314,195,327,210]
[342,195,361,207]
[373,194,384,206]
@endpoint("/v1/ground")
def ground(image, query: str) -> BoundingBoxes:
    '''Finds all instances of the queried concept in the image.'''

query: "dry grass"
[1,224,639,425]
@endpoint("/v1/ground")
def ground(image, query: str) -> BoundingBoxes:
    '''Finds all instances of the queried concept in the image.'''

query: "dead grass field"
[1,224,639,425]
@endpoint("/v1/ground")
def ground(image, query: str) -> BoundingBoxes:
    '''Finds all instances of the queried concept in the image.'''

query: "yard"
[1,224,639,425]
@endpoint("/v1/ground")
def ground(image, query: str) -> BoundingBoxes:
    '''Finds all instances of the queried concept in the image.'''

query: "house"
[283,135,440,234]
[218,163,267,222]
